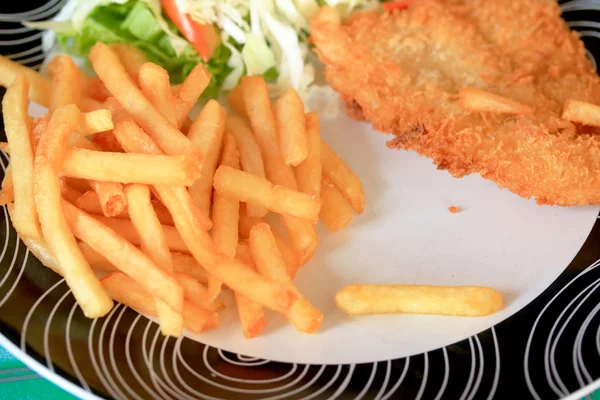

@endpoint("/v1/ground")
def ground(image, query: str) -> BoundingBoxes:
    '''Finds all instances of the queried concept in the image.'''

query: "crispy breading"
[310,1,600,205]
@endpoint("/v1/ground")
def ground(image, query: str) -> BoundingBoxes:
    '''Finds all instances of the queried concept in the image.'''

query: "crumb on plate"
[448,206,462,214]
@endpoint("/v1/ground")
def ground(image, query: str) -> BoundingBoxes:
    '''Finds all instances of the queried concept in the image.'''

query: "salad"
[26,0,382,101]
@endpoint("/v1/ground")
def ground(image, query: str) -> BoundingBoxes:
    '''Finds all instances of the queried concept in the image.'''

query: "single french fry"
[242,76,318,263]
[48,55,81,112]
[235,241,255,267]
[321,140,365,214]
[112,119,212,230]
[272,234,300,279]
[33,104,113,318]
[226,115,267,217]
[2,75,41,239]
[155,185,296,313]
[233,241,266,338]
[138,63,177,126]
[76,110,114,135]
[187,100,226,216]
[125,183,182,337]
[274,88,308,166]
[90,131,124,152]
[295,113,322,197]
[214,166,321,223]
[227,85,247,118]
[76,190,174,225]
[93,215,188,253]
[109,43,148,79]
[562,99,600,127]
[102,272,218,333]
[320,177,352,232]
[0,165,14,205]
[335,284,504,317]
[61,148,201,186]
[174,63,211,128]
[459,87,533,114]
[250,223,323,333]
[63,200,183,313]
[174,273,223,312]
[209,133,240,300]
[82,77,111,102]
[89,43,197,156]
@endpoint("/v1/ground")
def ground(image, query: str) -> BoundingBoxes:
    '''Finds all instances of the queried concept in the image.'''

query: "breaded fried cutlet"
[310,1,600,206]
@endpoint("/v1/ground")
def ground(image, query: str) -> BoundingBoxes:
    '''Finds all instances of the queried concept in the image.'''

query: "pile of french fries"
[0,42,366,338]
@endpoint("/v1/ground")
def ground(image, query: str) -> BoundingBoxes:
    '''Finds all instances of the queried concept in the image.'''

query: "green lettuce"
[55,0,232,99]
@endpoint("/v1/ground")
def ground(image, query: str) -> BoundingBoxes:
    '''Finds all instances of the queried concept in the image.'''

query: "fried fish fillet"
[310,1,600,206]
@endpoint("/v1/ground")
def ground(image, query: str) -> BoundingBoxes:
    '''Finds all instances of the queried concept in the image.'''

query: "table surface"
[0,343,597,400]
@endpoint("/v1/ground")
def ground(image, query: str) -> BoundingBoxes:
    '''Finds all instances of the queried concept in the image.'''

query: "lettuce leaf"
[55,0,232,99]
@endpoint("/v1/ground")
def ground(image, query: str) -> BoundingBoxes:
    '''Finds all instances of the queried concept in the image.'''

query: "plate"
[1,1,600,399]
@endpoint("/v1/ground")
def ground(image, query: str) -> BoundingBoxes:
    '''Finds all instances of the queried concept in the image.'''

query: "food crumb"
[448,206,462,214]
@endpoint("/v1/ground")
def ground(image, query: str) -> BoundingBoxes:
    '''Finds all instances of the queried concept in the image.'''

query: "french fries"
[214,166,321,223]
[33,104,113,318]
[295,112,322,197]
[81,77,111,102]
[226,115,268,217]
[78,241,209,284]
[76,110,114,135]
[320,177,353,232]
[48,55,81,112]
[237,204,300,277]
[89,43,198,156]
[90,131,124,153]
[2,75,41,239]
[109,43,148,79]
[174,64,211,128]
[234,242,267,338]
[209,134,240,299]
[274,88,308,166]
[138,63,177,126]
[1,51,391,341]
[241,76,318,263]
[227,85,248,118]
[155,184,296,313]
[93,215,188,253]
[187,100,226,216]
[335,284,504,317]
[0,166,14,206]
[0,55,52,107]
[63,200,183,313]
[111,119,212,230]
[61,148,202,186]
[250,224,323,333]
[124,183,183,337]
[174,273,223,312]
[102,272,217,333]
[76,190,174,225]
[68,135,127,217]
[562,99,600,127]
[459,87,533,114]
[321,140,365,214]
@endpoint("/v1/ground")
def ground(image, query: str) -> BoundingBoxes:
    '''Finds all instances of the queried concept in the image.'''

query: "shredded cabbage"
[178,0,377,100]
